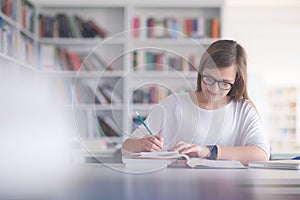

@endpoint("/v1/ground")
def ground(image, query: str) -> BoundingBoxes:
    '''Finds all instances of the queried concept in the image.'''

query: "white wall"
[223,0,300,87]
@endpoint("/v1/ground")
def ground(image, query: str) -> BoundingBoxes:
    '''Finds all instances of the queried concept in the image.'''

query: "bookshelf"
[0,0,37,67]
[1,0,223,150]
[267,87,300,154]
[34,4,127,147]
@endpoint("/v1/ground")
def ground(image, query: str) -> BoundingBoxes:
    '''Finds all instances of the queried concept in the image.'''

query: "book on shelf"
[20,33,34,65]
[80,54,95,71]
[74,15,95,38]
[94,115,105,137]
[59,48,73,71]
[38,14,50,38]
[0,17,3,53]
[73,81,95,104]
[1,0,18,21]
[1,24,18,58]
[39,12,108,38]
[94,86,110,104]
[132,16,139,38]
[86,52,112,71]
[39,44,56,70]
[99,84,122,104]
[146,17,155,38]
[97,115,122,137]
[211,18,220,39]
[22,0,35,32]
[68,51,82,71]
[123,151,246,169]
[66,15,81,38]
[86,19,108,38]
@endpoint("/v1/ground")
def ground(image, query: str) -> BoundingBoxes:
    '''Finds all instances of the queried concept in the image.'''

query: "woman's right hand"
[138,135,164,152]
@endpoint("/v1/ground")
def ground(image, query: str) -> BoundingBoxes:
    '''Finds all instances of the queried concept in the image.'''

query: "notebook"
[248,160,300,170]
[123,151,246,169]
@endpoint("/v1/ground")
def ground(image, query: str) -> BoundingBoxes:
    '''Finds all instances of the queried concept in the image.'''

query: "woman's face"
[201,65,236,102]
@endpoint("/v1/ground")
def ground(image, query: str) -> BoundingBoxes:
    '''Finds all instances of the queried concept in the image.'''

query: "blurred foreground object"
[0,59,76,199]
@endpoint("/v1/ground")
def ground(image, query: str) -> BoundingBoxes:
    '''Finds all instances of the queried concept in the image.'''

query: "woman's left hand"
[169,141,210,158]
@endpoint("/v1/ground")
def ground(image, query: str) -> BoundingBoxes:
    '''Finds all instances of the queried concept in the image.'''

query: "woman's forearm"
[219,146,269,166]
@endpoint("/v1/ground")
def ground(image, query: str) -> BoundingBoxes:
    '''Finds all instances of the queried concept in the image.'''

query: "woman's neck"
[190,91,231,110]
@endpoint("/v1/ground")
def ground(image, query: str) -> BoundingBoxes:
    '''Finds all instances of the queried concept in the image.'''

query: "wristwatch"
[206,145,218,160]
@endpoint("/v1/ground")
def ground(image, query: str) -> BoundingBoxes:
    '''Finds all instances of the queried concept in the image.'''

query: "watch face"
[207,145,218,160]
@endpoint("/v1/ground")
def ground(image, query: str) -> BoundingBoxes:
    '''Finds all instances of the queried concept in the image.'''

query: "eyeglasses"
[202,75,235,90]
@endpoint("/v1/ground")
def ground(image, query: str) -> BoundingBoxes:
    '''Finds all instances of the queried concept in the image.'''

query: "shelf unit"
[34,4,128,143]
[1,1,224,147]
[0,0,37,68]
[266,86,300,154]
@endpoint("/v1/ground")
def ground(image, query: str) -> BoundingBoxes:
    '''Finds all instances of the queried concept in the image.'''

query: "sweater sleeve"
[236,101,270,158]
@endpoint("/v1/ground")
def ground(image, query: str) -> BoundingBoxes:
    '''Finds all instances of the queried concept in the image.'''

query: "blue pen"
[136,111,154,136]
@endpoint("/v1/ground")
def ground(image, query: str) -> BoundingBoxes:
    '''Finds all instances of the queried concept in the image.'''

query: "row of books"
[267,87,298,138]
[21,0,35,32]
[39,13,108,38]
[20,33,34,65]
[0,21,18,58]
[39,44,112,71]
[58,79,122,105]
[1,0,18,21]
[132,16,220,39]
[0,0,35,32]
[132,50,198,71]
[76,82,122,105]
[131,85,172,104]
[1,16,35,65]
[85,112,123,138]
[96,115,122,137]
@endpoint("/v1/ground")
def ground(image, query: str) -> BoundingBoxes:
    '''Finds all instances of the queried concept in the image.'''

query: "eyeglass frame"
[201,74,235,90]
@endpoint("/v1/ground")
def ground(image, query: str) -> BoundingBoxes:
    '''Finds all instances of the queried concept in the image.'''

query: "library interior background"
[1,0,300,188]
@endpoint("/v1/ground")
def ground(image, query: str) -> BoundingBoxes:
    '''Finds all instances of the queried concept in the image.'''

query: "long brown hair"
[197,40,251,103]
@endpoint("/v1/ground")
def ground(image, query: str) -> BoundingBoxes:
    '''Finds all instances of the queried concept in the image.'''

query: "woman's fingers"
[144,142,161,152]
[148,136,163,149]
[180,145,198,154]
[180,145,210,158]
[155,135,164,143]
[170,142,191,152]
[140,136,164,152]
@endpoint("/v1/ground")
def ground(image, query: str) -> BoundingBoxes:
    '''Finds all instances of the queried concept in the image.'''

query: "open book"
[122,151,246,169]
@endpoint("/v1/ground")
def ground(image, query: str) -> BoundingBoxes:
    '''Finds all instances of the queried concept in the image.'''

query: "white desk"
[60,163,300,200]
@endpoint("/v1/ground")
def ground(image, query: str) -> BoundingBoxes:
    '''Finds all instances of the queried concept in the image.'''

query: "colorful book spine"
[132,16,220,39]
[132,16,139,39]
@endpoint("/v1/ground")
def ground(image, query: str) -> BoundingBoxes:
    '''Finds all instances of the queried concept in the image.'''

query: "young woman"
[122,40,270,165]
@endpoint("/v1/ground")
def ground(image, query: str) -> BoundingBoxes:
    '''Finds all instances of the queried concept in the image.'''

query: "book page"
[129,151,186,159]
[187,158,246,169]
